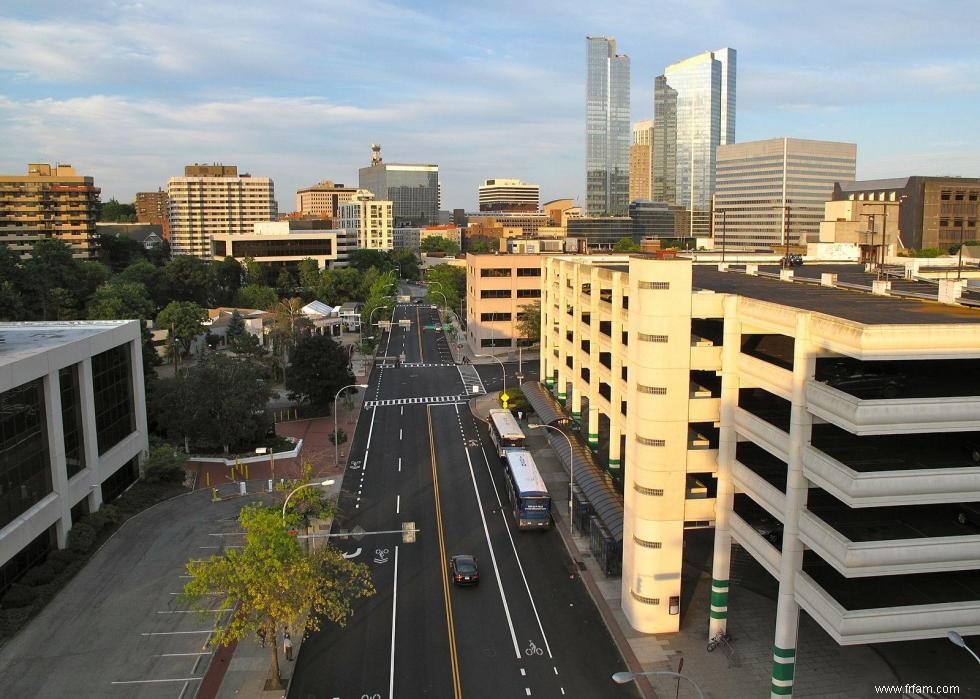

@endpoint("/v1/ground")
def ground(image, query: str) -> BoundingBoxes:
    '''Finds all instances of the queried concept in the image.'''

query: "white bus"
[488,408,526,458]
[503,450,552,530]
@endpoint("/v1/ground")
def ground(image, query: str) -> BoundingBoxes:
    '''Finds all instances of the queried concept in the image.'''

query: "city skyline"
[1,1,978,211]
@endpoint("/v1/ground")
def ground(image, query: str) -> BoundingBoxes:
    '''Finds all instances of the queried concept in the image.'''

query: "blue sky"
[1,0,978,211]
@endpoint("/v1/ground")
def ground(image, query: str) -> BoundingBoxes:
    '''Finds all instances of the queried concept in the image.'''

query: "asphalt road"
[289,303,633,698]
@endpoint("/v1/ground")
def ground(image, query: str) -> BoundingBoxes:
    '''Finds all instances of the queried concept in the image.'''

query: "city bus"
[488,408,526,458]
[503,450,552,530]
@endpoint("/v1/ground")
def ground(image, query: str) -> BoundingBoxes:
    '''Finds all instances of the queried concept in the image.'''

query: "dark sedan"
[449,554,480,586]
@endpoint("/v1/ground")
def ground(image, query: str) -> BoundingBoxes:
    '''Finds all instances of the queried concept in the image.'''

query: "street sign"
[500,392,510,402]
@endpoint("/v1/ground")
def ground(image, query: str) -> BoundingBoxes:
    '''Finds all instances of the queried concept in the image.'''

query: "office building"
[714,138,856,251]
[629,200,682,239]
[135,189,169,241]
[586,36,630,216]
[478,179,540,213]
[567,216,633,248]
[653,48,736,236]
[0,164,100,258]
[211,220,339,271]
[832,177,980,251]
[0,320,149,594]
[465,253,544,353]
[540,255,980,698]
[295,180,358,218]
[337,189,394,251]
[358,145,439,226]
[167,164,277,259]
[629,121,653,202]
[393,227,421,251]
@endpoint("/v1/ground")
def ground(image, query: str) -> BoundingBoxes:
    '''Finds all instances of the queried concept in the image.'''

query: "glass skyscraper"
[653,48,736,237]
[359,162,439,226]
[586,36,630,216]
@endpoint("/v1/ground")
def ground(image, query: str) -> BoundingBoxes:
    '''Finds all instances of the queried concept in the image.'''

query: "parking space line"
[110,678,203,685]
[140,630,213,636]
[157,652,211,657]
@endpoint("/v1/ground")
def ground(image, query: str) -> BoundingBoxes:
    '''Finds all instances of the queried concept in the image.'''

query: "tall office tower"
[338,189,394,251]
[167,164,277,259]
[714,138,856,250]
[358,145,439,226]
[653,48,736,236]
[295,180,358,217]
[586,36,630,216]
[478,179,540,212]
[135,189,169,240]
[0,163,100,258]
[629,120,654,202]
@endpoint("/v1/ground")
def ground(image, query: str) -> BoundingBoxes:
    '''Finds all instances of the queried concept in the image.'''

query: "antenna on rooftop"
[371,144,382,165]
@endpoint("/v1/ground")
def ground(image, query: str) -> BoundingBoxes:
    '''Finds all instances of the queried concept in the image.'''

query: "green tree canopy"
[517,301,542,344]
[213,257,244,306]
[98,233,146,272]
[297,258,321,291]
[389,250,421,281]
[190,352,272,453]
[612,237,641,252]
[157,301,207,361]
[420,235,460,254]
[465,237,495,253]
[315,267,362,305]
[424,263,465,313]
[87,281,156,321]
[181,504,374,689]
[97,198,137,222]
[238,284,278,310]
[0,244,26,320]
[285,334,355,409]
[158,255,216,307]
[348,249,391,274]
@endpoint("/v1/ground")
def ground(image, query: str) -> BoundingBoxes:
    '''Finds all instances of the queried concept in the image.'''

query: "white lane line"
[479,446,555,659]
[157,652,211,657]
[362,406,378,473]
[111,678,202,685]
[398,457,402,472]
[401,406,404,416]
[525,689,531,696]
[140,631,213,636]
[455,403,521,660]
[553,667,558,675]
[399,428,403,440]
[388,545,400,699]
[396,494,400,514]
[520,668,526,676]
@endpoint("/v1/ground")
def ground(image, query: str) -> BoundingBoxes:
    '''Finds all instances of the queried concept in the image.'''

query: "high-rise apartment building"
[478,179,540,212]
[653,48,736,237]
[295,180,358,218]
[586,36,630,216]
[358,145,439,226]
[0,164,100,258]
[338,189,394,251]
[167,164,277,259]
[135,189,169,241]
[629,121,653,202]
[714,138,856,250]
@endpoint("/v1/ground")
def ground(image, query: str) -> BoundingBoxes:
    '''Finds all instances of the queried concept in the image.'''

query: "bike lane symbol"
[524,640,543,657]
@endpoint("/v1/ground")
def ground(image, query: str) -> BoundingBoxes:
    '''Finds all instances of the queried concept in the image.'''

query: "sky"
[1,0,979,212]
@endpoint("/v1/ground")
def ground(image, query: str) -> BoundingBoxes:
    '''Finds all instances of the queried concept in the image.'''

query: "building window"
[480,338,511,348]
[480,312,512,322]
[60,365,85,479]
[638,333,668,343]
[955,191,965,201]
[517,289,541,298]
[0,379,52,529]
[0,525,55,595]
[516,268,542,277]
[480,268,512,277]
[91,344,135,455]
[101,457,138,503]
[637,437,666,447]
[969,192,978,201]
[638,281,670,290]
[941,190,951,200]
[940,219,949,227]
[480,289,511,299]
[637,385,667,395]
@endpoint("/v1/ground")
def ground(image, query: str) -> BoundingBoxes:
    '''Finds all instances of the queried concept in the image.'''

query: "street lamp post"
[475,352,506,395]
[361,299,393,347]
[611,671,705,699]
[430,289,448,321]
[281,479,336,525]
[948,630,980,665]
[529,423,574,530]
[335,383,368,466]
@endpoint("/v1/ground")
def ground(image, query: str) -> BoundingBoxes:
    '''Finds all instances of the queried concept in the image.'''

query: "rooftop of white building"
[0,321,134,370]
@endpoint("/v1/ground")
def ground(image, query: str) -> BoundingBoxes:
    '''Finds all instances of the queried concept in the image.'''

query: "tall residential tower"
[653,48,736,237]
[586,36,630,216]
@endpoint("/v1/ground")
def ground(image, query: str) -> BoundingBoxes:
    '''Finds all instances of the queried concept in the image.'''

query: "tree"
[275,267,295,296]
[238,284,278,310]
[97,198,137,222]
[119,259,161,297]
[150,374,201,452]
[157,301,207,365]
[517,301,541,344]
[0,244,26,320]
[242,256,265,286]
[213,257,244,306]
[191,352,271,453]
[420,235,460,255]
[98,233,145,272]
[297,258,321,291]
[226,309,247,344]
[613,237,640,252]
[87,281,156,321]
[158,255,216,307]
[465,237,495,253]
[348,249,390,274]
[285,334,355,409]
[389,250,420,281]
[424,263,465,316]
[24,238,85,320]
[182,505,374,690]
[270,298,311,383]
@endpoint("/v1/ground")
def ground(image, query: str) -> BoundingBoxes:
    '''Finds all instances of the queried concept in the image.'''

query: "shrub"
[99,504,123,527]
[144,445,187,483]
[80,510,108,534]
[19,563,55,587]
[67,522,97,554]
[1,584,37,609]
[46,549,77,573]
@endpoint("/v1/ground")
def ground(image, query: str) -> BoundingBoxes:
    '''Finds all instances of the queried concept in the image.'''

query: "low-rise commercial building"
[295,180,358,218]
[0,163,100,258]
[541,255,980,697]
[211,220,339,270]
[465,253,544,353]
[0,321,149,594]
[478,178,540,213]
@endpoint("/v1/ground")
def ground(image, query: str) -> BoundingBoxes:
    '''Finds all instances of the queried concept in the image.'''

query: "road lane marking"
[157,652,211,657]
[363,406,378,474]
[398,457,402,472]
[396,494,400,514]
[140,631,213,636]
[389,545,399,699]
[427,406,463,699]
[455,403,521,660]
[416,307,423,359]
[111,678,202,685]
[399,428,403,440]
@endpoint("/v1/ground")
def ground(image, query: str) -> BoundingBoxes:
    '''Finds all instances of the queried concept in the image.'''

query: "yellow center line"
[416,306,424,361]
[428,405,462,697]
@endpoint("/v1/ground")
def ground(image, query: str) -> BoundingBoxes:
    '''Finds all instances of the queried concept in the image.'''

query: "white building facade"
[338,189,394,251]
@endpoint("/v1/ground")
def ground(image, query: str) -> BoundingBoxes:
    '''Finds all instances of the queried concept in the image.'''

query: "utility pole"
[958,218,966,281]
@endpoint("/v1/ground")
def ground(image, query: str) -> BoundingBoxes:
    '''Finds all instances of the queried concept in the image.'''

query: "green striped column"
[557,391,567,401]
[607,459,621,474]
[588,432,599,449]
[770,646,796,697]
[571,411,581,425]
[709,578,729,621]
[545,375,555,390]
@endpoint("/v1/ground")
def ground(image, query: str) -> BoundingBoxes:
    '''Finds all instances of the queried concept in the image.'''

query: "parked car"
[824,370,906,399]
[449,554,480,586]
[780,254,803,268]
